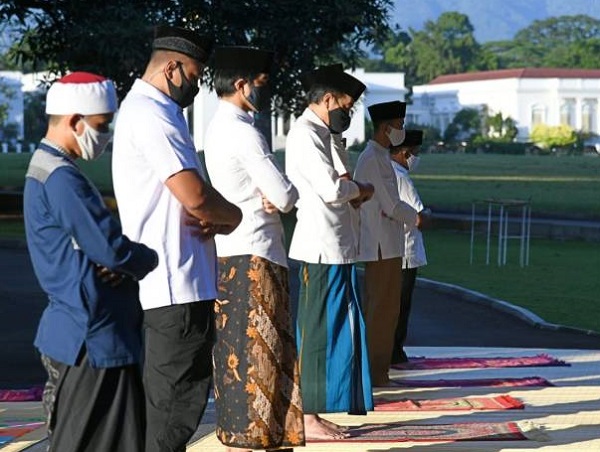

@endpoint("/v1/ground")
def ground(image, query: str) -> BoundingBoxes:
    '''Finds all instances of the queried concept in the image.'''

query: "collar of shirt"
[131,79,180,112]
[217,99,254,124]
[391,160,409,176]
[369,139,391,154]
[39,138,75,162]
[303,107,329,129]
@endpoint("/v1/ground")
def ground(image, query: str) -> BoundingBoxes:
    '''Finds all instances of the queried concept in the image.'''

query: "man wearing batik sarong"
[285,64,375,439]
[204,46,305,451]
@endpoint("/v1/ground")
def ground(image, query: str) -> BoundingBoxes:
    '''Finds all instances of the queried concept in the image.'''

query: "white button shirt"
[112,79,218,310]
[285,108,360,264]
[204,100,298,267]
[392,161,427,269]
[354,140,417,262]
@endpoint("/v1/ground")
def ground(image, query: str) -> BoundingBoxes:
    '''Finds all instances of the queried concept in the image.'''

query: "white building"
[191,68,407,151]
[410,68,600,141]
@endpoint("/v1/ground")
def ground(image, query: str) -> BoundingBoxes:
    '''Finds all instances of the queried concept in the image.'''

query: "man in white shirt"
[286,64,374,439]
[112,26,242,452]
[354,101,418,386]
[389,130,429,364]
[203,46,304,451]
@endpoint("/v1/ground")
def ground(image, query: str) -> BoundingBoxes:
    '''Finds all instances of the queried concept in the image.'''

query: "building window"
[531,105,545,126]
[582,99,597,133]
[560,98,576,127]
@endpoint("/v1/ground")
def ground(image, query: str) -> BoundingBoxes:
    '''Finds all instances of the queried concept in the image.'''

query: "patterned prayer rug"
[374,395,524,411]
[0,418,45,446]
[386,376,553,388]
[392,354,569,370]
[0,387,43,402]
[311,421,532,442]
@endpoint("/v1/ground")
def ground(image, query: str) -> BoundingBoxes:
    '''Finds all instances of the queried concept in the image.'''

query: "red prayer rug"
[392,354,568,370]
[0,418,45,446]
[311,421,532,442]
[374,394,524,411]
[386,376,553,388]
[0,386,44,402]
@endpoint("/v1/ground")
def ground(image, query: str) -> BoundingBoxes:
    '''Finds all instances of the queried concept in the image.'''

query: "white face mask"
[386,126,406,146]
[73,119,112,160]
[407,154,421,172]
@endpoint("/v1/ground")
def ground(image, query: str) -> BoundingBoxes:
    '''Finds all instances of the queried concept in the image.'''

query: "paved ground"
[0,245,598,451]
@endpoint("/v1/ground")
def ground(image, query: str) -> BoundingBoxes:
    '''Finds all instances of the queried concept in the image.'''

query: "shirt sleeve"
[398,175,424,213]
[289,128,359,204]
[134,107,200,183]
[45,167,158,280]
[240,129,298,213]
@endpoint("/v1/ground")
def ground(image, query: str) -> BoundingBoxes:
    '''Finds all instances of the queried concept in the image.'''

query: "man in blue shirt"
[24,72,158,452]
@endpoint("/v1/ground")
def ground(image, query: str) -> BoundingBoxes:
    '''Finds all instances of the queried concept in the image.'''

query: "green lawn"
[2,151,599,333]
[3,153,600,218]
[419,229,600,334]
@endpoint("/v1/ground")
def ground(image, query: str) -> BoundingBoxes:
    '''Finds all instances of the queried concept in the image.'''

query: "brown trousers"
[363,256,403,386]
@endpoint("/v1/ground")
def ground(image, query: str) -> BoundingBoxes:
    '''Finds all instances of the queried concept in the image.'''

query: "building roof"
[429,68,600,85]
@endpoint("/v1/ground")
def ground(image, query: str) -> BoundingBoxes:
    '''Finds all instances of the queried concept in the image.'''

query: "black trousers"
[41,351,145,452]
[391,267,418,364]
[143,301,215,452]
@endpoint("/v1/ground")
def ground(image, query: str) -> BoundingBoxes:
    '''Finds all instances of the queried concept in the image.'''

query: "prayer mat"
[0,387,43,402]
[311,421,537,442]
[0,418,45,446]
[392,354,569,370]
[374,395,524,411]
[385,376,553,388]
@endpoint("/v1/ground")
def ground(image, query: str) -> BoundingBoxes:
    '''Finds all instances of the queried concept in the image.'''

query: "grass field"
[419,229,600,333]
[2,151,599,332]
[2,152,600,218]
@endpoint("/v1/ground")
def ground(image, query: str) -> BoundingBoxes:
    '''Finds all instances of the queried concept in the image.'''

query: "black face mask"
[328,108,351,134]
[246,84,271,112]
[166,63,199,108]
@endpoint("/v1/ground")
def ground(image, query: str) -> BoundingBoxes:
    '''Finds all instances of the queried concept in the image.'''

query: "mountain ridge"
[391,0,600,42]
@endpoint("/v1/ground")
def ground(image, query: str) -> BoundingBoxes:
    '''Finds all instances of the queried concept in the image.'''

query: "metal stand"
[470,198,531,266]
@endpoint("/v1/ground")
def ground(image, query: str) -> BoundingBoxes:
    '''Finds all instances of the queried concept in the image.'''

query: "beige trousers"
[363,256,403,386]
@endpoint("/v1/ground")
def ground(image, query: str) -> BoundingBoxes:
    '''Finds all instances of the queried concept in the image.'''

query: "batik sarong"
[296,262,373,414]
[213,255,305,449]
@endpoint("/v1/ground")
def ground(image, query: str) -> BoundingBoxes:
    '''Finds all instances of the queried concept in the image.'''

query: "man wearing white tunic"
[353,101,418,386]
[203,46,304,451]
[389,130,429,364]
[286,64,374,439]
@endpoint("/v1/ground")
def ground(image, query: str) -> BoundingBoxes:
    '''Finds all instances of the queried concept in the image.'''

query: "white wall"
[412,75,600,140]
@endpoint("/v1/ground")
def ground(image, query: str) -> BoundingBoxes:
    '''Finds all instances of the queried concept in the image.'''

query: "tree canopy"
[365,13,600,88]
[1,0,392,112]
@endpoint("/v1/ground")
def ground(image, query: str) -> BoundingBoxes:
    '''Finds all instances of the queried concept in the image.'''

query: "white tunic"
[392,161,427,269]
[112,79,217,309]
[203,100,298,267]
[353,140,417,262]
[285,108,360,264]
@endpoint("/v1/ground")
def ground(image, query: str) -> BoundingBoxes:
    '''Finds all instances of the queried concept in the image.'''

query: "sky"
[391,0,600,42]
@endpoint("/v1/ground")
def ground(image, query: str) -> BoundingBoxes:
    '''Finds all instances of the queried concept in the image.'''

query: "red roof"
[429,68,600,85]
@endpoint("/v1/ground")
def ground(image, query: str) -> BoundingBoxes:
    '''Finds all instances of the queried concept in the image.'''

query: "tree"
[378,12,487,87]
[484,112,518,142]
[3,0,392,112]
[0,77,16,136]
[443,108,481,143]
[530,124,577,150]
[488,15,600,69]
